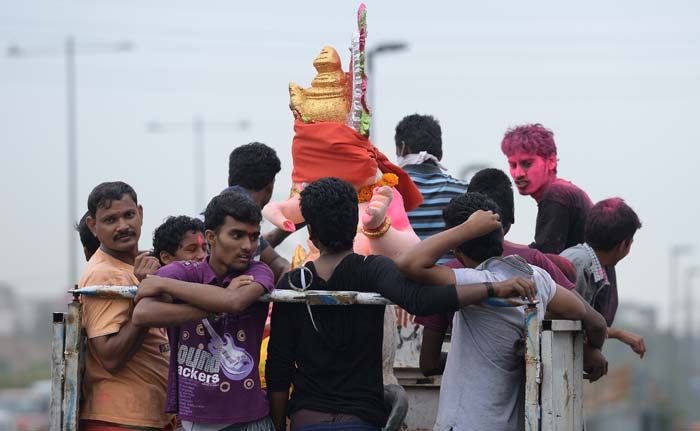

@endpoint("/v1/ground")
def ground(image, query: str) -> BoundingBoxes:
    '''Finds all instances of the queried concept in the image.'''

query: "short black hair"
[585,198,642,251]
[443,192,503,263]
[153,216,205,263]
[87,181,138,218]
[228,142,281,190]
[75,211,100,256]
[300,177,358,253]
[204,191,262,232]
[394,114,443,160]
[468,168,515,228]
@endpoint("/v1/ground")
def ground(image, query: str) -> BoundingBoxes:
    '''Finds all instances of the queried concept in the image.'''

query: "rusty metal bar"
[68,285,535,307]
[61,299,82,431]
[524,304,541,431]
[50,312,66,431]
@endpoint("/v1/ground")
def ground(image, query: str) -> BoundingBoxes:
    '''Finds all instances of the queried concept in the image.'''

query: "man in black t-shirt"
[500,123,593,254]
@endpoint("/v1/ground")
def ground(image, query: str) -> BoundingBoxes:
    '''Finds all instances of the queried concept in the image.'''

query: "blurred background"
[1,1,699,429]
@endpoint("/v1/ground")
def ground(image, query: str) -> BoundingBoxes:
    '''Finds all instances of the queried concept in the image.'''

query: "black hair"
[442,192,503,263]
[75,211,100,256]
[153,216,205,263]
[394,114,443,160]
[585,198,642,251]
[468,168,515,228]
[228,142,281,190]
[204,191,262,232]
[300,177,358,253]
[87,181,138,218]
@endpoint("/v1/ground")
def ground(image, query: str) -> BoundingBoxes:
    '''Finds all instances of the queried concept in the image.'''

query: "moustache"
[114,230,136,241]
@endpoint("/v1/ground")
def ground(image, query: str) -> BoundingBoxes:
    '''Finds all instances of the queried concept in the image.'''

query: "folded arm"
[132,296,209,327]
[135,275,266,314]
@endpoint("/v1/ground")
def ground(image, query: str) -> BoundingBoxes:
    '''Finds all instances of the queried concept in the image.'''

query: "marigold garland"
[357,173,399,203]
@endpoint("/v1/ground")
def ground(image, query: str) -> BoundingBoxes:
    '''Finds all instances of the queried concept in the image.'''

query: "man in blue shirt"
[394,114,468,264]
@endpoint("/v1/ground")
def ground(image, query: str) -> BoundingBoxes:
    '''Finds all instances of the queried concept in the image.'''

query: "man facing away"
[501,123,593,254]
[76,210,100,261]
[79,181,174,430]
[396,192,607,431]
[133,192,276,431]
[561,198,647,358]
[394,114,468,264]
[222,142,290,281]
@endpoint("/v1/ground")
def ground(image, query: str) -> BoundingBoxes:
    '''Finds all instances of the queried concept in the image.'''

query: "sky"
[1,0,699,331]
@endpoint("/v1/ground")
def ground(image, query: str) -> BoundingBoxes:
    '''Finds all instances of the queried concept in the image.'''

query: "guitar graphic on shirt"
[201,318,254,381]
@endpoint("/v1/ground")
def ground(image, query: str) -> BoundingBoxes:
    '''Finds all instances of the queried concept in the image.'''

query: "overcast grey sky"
[1,0,699,330]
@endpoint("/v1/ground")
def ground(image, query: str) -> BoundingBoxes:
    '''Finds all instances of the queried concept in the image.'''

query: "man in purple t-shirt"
[133,192,275,431]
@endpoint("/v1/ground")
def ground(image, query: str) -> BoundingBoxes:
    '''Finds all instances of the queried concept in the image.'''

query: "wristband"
[485,281,495,297]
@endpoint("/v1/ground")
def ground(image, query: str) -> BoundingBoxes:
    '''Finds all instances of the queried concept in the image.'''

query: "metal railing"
[51,286,583,431]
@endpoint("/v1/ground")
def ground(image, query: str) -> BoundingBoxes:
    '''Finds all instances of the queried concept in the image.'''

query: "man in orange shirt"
[80,181,174,431]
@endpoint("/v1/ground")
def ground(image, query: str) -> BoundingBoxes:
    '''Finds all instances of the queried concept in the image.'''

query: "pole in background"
[146,117,250,212]
[366,42,407,148]
[668,244,692,423]
[7,36,133,289]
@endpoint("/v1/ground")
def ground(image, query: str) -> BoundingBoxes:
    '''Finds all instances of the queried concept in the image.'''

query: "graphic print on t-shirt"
[202,318,255,381]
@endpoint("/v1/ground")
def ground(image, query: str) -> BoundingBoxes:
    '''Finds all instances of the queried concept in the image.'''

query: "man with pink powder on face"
[501,123,593,254]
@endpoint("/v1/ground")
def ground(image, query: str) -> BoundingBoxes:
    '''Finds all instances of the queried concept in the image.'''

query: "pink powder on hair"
[197,233,204,248]
[501,123,557,159]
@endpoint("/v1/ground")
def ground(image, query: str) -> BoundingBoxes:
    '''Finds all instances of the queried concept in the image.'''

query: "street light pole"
[7,36,133,289]
[668,244,693,419]
[146,117,250,212]
[366,42,407,147]
[65,36,78,290]
[670,245,693,334]
[193,115,205,212]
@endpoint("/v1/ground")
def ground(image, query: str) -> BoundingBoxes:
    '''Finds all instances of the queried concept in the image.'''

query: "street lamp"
[146,117,250,212]
[7,36,133,289]
[366,42,408,147]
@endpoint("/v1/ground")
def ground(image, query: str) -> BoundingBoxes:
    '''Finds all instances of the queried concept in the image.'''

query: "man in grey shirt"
[561,197,646,358]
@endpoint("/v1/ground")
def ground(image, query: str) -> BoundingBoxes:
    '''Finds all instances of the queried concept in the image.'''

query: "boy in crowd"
[394,114,468,264]
[501,124,592,254]
[153,215,207,265]
[414,168,579,376]
[79,181,173,430]
[396,192,608,431]
[133,192,275,431]
[222,142,290,280]
[561,198,646,357]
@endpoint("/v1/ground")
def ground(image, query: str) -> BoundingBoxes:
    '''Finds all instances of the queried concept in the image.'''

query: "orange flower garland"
[357,173,399,203]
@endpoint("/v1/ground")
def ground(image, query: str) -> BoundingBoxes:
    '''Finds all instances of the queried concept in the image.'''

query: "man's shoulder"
[560,244,591,267]
[246,261,275,291]
[81,259,136,287]
[542,179,590,205]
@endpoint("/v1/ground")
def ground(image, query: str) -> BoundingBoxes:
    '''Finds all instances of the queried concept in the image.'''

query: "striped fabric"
[403,163,468,264]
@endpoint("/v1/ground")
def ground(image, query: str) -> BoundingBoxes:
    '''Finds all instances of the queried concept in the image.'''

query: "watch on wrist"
[485,281,495,297]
